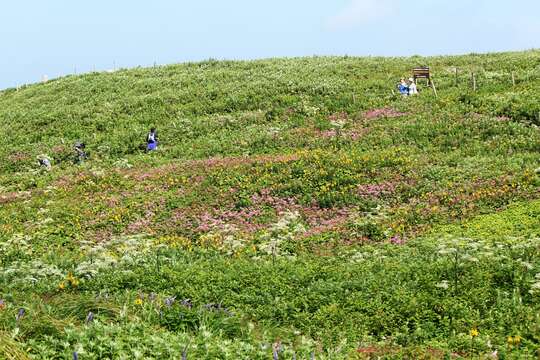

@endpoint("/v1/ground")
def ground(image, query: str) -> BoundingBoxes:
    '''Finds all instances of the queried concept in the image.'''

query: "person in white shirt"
[408,78,418,95]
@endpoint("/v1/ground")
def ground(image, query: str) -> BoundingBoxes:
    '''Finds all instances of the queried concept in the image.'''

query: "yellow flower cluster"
[109,207,129,224]
[198,233,223,249]
[59,273,79,290]
[507,335,521,346]
[155,235,193,250]
[165,176,188,188]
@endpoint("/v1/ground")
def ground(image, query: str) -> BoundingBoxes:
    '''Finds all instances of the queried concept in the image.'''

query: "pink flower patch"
[357,182,397,198]
[390,235,407,245]
[328,112,349,122]
[363,108,407,120]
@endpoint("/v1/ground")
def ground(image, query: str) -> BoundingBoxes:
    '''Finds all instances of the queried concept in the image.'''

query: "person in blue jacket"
[397,78,409,96]
[146,128,158,151]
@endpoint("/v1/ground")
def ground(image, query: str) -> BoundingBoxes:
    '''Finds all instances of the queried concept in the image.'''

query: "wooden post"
[431,78,438,97]
[352,93,356,104]
[511,71,516,87]
[472,72,477,92]
[455,67,458,87]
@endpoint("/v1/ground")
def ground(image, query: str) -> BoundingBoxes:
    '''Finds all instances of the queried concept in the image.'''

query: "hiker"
[146,128,158,151]
[74,142,88,164]
[37,155,51,171]
[408,78,418,95]
[397,78,409,96]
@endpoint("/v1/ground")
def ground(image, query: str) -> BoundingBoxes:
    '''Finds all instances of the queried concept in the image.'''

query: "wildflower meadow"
[0,50,539,358]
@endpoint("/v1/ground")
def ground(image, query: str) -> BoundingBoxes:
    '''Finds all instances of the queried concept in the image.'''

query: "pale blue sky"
[1,0,539,89]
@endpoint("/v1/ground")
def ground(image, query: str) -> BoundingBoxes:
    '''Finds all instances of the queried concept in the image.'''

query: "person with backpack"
[74,141,88,164]
[37,154,52,171]
[146,128,158,151]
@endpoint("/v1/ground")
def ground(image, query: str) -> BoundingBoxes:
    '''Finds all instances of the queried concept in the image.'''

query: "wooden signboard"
[412,67,437,96]
[413,67,431,84]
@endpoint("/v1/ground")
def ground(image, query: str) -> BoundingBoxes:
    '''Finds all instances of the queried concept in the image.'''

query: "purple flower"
[16,308,25,321]
[181,299,193,309]
[205,303,224,311]
[164,296,176,307]
[85,311,94,324]
[272,342,282,360]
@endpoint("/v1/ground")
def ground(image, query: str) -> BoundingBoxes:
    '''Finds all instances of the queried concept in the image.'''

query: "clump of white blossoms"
[113,158,133,169]
[329,119,346,129]
[220,224,245,256]
[0,233,33,257]
[530,273,540,295]
[75,234,155,278]
[4,260,64,287]
[259,211,305,258]
[267,126,281,138]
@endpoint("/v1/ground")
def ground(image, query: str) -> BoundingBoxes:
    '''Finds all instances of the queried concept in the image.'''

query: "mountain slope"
[0,51,539,358]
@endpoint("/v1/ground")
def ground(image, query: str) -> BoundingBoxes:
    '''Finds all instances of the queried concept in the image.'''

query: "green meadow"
[1,50,539,359]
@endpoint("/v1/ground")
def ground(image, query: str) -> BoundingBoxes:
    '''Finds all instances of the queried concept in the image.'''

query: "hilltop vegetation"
[0,50,539,359]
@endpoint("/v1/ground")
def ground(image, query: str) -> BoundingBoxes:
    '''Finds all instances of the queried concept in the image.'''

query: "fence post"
[431,78,438,97]
[511,71,516,87]
[455,67,458,87]
[471,72,477,92]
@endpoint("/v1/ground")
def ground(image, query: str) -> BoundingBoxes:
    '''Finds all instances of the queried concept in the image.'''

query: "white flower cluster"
[113,158,133,169]
[76,235,154,278]
[0,233,33,257]
[3,260,63,286]
[267,126,281,138]
[259,211,305,258]
[435,236,540,292]
[330,119,346,129]
[530,273,540,295]
[217,224,245,256]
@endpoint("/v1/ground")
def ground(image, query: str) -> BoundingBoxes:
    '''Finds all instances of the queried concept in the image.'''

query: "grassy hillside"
[1,51,540,359]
